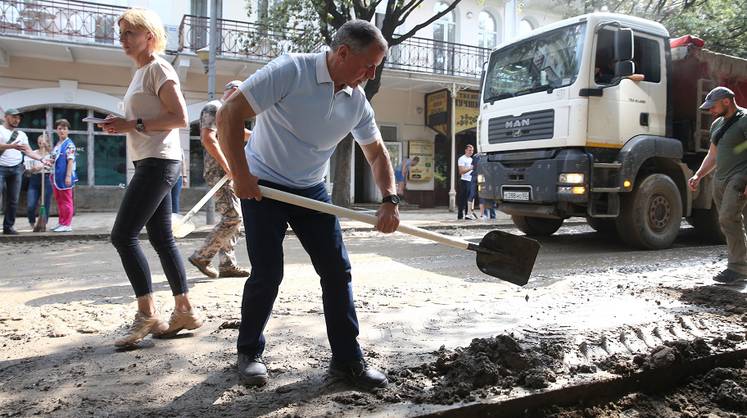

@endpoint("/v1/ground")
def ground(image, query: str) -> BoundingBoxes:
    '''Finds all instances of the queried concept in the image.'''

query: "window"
[433,2,456,74]
[189,122,205,187]
[519,18,535,36]
[478,11,498,50]
[633,36,661,83]
[94,135,126,186]
[380,125,397,142]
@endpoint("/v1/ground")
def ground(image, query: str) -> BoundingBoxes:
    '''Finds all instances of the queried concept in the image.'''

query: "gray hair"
[330,20,387,54]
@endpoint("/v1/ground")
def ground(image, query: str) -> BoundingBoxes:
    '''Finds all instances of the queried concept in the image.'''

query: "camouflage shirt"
[200,99,225,184]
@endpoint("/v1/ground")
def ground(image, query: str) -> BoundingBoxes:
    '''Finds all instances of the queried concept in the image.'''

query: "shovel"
[172,175,229,238]
[33,172,47,232]
[258,185,540,286]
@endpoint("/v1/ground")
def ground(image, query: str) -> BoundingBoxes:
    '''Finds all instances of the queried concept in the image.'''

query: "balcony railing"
[0,0,126,45]
[178,15,490,79]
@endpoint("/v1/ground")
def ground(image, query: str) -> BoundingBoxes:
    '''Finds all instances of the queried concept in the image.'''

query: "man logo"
[505,118,530,129]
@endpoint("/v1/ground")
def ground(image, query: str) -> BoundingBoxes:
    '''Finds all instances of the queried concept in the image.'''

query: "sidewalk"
[0,206,532,242]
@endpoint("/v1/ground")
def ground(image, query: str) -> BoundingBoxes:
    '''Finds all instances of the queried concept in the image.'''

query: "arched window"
[478,11,498,49]
[518,18,535,36]
[18,106,126,186]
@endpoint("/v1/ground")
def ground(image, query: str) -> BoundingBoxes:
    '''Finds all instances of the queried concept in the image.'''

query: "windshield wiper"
[486,92,516,103]
[515,85,554,96]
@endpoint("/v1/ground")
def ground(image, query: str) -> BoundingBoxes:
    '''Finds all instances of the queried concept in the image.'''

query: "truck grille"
[488,110,555,144]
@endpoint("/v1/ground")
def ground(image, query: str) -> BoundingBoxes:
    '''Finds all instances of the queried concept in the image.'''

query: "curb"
[0,220,588,243]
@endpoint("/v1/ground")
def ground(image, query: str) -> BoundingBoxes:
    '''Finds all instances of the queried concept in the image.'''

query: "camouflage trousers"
[191,178,242,268]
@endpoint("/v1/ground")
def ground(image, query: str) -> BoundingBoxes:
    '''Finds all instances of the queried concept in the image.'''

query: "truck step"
[591,187,621,193]
[592,162,622,169]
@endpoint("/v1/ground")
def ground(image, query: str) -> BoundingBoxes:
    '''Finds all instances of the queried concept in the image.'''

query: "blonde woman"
[102,8,202,347]
[25,132,53,228]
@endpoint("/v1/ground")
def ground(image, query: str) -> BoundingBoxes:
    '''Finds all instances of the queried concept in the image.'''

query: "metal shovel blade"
[473,230,540,286]
[171,213,196,239]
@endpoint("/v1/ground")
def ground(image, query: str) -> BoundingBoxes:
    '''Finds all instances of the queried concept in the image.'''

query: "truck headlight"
[477,174,485,184]
[559,173,585,184]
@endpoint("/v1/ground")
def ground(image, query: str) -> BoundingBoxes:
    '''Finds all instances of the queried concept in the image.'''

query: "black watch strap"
[382,194,400,205]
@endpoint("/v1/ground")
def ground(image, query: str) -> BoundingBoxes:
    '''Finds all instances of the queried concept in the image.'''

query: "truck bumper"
[479,148,590,218]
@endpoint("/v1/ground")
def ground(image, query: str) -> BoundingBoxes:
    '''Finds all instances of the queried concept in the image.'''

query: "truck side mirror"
[615,60,635,78]
[614,28,633,62]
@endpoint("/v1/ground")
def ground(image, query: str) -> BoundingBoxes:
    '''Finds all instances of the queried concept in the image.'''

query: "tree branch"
[391,0,460,46]
[397,0,425,27]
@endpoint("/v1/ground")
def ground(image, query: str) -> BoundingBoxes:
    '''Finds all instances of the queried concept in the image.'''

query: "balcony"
[0,0,126,46]
[178,15,490,80]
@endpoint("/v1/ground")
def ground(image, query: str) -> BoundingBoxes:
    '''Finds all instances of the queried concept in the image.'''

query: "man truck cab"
[477,12,747,249]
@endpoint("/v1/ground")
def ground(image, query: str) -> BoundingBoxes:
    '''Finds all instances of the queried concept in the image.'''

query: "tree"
[557,0,746,58]
[246,0,463,206]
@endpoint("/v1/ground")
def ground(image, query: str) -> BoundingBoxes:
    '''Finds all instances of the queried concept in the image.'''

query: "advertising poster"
[407,140,434,191]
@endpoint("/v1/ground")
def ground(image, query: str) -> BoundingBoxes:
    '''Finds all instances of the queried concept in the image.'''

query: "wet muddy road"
[1,224,745,417]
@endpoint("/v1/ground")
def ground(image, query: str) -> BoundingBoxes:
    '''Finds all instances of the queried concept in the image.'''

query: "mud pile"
[541,365,747,417]
[680,285,747,315]
[389,335,565,404]
[595,338,712,376]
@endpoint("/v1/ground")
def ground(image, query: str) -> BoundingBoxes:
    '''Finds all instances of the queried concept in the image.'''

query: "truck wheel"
[586,217,617,235]
[688,205,725,244]
[616,174,682,250]
[512,215,564,236]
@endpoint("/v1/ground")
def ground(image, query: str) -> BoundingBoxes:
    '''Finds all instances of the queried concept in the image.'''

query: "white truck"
[476,12,747,249]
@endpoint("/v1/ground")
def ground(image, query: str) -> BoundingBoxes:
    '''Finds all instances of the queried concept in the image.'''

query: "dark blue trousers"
[238,180,363,362]
[0,163,23,231]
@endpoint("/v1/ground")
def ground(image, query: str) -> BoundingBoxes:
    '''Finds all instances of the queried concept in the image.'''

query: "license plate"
[503,190,530,201]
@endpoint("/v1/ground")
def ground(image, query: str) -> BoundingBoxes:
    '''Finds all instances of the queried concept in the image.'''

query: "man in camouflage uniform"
[188,81,251,278]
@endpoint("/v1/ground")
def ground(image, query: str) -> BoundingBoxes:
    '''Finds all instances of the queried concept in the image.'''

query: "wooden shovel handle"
[258,185,471,252]
[182,175,229,223]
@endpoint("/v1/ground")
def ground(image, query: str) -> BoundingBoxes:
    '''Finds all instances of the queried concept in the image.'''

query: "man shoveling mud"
[689,86,747,283]
[218,20,399,389]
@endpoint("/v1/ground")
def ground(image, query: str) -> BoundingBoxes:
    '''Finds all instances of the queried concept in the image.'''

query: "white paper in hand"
[82,116,109,124]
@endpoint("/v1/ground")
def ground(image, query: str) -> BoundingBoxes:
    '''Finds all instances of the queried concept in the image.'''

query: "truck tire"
[512,215,564,236]
[586,217,617,235]
[616,174,682,250]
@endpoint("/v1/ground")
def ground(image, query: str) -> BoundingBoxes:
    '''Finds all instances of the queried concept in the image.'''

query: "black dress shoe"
[329,358,388,390]
[238,353,268,386]
[3,228,18,235]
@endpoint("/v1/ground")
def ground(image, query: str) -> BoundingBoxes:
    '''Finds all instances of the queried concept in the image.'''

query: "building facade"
[0,0,566,209]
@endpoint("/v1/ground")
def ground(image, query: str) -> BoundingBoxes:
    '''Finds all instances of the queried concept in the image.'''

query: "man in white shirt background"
[457,144,474,220]
[0,108,47,235]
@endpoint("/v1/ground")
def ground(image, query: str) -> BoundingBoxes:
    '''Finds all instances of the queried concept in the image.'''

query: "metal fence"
[0,0,126,45]
[179,15,490,79]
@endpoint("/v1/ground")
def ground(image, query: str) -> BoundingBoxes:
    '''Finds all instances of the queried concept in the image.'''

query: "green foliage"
[557,0,746,58]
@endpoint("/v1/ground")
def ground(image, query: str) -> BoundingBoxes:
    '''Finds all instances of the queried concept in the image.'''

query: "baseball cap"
[224,80,242,91]
[700,86,735,110]
[4,108,21,116]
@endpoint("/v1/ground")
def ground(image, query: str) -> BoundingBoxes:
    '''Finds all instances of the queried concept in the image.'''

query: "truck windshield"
[483,23,587,102]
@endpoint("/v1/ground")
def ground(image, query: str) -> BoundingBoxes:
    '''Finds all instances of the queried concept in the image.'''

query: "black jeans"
[237,180,363,362]
[111,158,188,297]
[0,163,23,231]
[457,179,471,218]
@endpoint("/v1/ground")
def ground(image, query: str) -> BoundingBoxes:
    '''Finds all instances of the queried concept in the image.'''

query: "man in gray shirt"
[689,87,747,283]
[219,20,399,389]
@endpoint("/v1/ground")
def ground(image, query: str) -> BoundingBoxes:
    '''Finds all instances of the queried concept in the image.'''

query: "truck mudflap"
[480,148,590,208]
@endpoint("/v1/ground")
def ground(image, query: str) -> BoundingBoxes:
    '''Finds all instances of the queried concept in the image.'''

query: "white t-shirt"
[123,55,182,162]
[0,125,28,167]
[458,155,473,182]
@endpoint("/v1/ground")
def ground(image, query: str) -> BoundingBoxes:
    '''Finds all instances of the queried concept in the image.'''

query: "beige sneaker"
[219,265,251,278]
[188,255,218,278]
[155,309,204,338]
[114,312,169,347]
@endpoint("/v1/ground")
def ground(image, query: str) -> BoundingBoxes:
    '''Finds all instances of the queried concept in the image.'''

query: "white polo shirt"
[240,52,380,188]
[0,125,28,167]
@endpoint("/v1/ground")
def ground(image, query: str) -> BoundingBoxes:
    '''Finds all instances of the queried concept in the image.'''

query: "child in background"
[50,119,77,232]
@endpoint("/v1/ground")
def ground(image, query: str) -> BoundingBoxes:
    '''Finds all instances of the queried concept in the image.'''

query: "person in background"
[457,144,474,220]
[25,132,53,229]
[470,151,496,221]
[50,119,78,232]
[0,108,47,235]
[688,86,747,284]
[104,8,202,347]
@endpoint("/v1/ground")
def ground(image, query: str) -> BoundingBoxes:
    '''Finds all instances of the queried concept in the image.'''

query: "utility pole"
[205,0,218,224]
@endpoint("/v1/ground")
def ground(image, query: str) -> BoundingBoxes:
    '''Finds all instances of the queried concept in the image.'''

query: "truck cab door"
[587,28,667,148]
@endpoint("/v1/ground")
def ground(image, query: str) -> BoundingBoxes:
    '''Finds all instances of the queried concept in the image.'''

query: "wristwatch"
[382,194,401,205]
[135,118,145,133]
